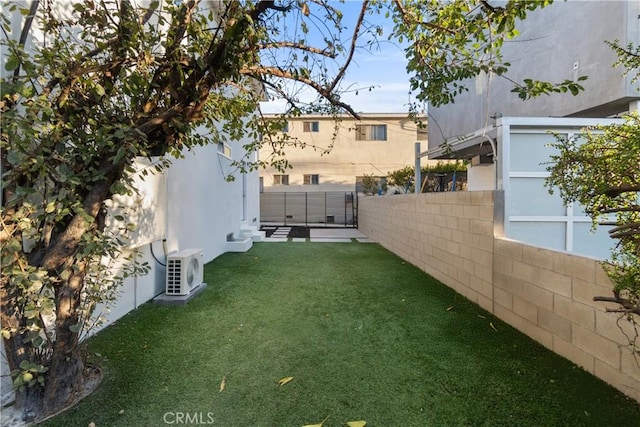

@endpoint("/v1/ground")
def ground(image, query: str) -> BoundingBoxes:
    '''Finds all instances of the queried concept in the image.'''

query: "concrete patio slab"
[310,228,368,239]
[153,283,208,305]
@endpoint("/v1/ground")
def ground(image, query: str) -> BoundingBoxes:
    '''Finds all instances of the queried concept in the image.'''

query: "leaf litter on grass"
[278,376,294,386]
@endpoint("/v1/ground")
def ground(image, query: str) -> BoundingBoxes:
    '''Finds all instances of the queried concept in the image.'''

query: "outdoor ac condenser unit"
[166,249,204,296]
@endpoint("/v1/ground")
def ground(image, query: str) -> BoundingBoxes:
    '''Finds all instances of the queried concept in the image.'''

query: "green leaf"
[114,146,126,163]
[5,55,19,71]
[94,84,106,97]
[13,375,24,388]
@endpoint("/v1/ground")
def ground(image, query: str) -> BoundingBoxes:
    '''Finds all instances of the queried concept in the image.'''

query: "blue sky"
[259,1,414,114]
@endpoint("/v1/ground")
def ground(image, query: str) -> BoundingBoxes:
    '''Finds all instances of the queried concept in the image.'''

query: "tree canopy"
[1,0,565,421]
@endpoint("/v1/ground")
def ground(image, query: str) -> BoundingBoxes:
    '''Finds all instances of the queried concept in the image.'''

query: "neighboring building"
[427,0,640,159]
[260,113,427,194]
[424,0,640,260]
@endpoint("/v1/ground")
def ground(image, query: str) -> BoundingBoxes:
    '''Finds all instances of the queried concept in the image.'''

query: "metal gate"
[260,192,357,227]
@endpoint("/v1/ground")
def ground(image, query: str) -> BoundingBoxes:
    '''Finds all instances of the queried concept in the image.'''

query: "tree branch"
[609,223,640,239]
[135,108,181,135]
[39,159,126,272]
[250,1,292,21]
[241,65,360,118]
[165,0,200,62]
[258,78,301,110]
[604,184,640,198]
[325,0,368,95]
[257,42,336,58]
[594,295,640,315]
[599,206,640,214]
[12,0,40,80]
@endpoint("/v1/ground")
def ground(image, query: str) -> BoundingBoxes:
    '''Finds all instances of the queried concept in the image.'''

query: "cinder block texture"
[359,191,640,402]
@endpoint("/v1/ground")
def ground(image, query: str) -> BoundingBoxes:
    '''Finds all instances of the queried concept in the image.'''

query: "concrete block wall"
[358,191,640,402]
[358,192,496,313]
[494,239,640,401]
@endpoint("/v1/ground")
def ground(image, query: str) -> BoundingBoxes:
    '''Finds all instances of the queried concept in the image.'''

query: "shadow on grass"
[42,243,640,426]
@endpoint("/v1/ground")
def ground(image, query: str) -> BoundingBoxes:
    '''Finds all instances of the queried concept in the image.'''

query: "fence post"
[415,142,421,194]
[284,192,287,225]
[354,192,358,228]
[344,192,347,226]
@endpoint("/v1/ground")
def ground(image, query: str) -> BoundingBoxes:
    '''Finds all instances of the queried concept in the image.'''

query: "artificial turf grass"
[41,242,640,427]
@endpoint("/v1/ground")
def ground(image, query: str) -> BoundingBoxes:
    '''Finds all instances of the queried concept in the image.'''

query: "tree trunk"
[41,267,87,417]
[13,386,43,422]
[0,284,43,420]
[1,335,44,422]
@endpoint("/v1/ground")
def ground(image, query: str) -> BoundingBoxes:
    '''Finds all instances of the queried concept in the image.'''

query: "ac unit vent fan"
[166,249,204,296]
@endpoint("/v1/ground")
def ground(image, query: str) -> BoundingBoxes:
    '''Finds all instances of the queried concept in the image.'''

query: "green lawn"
[43,242,640,426]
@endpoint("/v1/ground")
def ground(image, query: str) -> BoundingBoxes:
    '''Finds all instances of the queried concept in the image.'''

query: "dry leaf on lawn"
[278,376,294,386]
[302,415,329,427]
[346,422,367,427]
[219,376,226,393]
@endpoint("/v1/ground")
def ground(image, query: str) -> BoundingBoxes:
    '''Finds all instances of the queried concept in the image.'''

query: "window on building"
[273,174,289,185]
[217,142,232,157]
[303,121,319,132]
[303,174,320,185]
[355,124,387,141]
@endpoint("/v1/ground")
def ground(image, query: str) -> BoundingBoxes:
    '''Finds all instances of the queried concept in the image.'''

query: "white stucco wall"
[467,164,495,191]
[100,136,260,325]
[165,141,260,262]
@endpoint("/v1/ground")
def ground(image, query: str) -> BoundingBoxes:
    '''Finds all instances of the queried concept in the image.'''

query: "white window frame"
[217,142,232,158]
